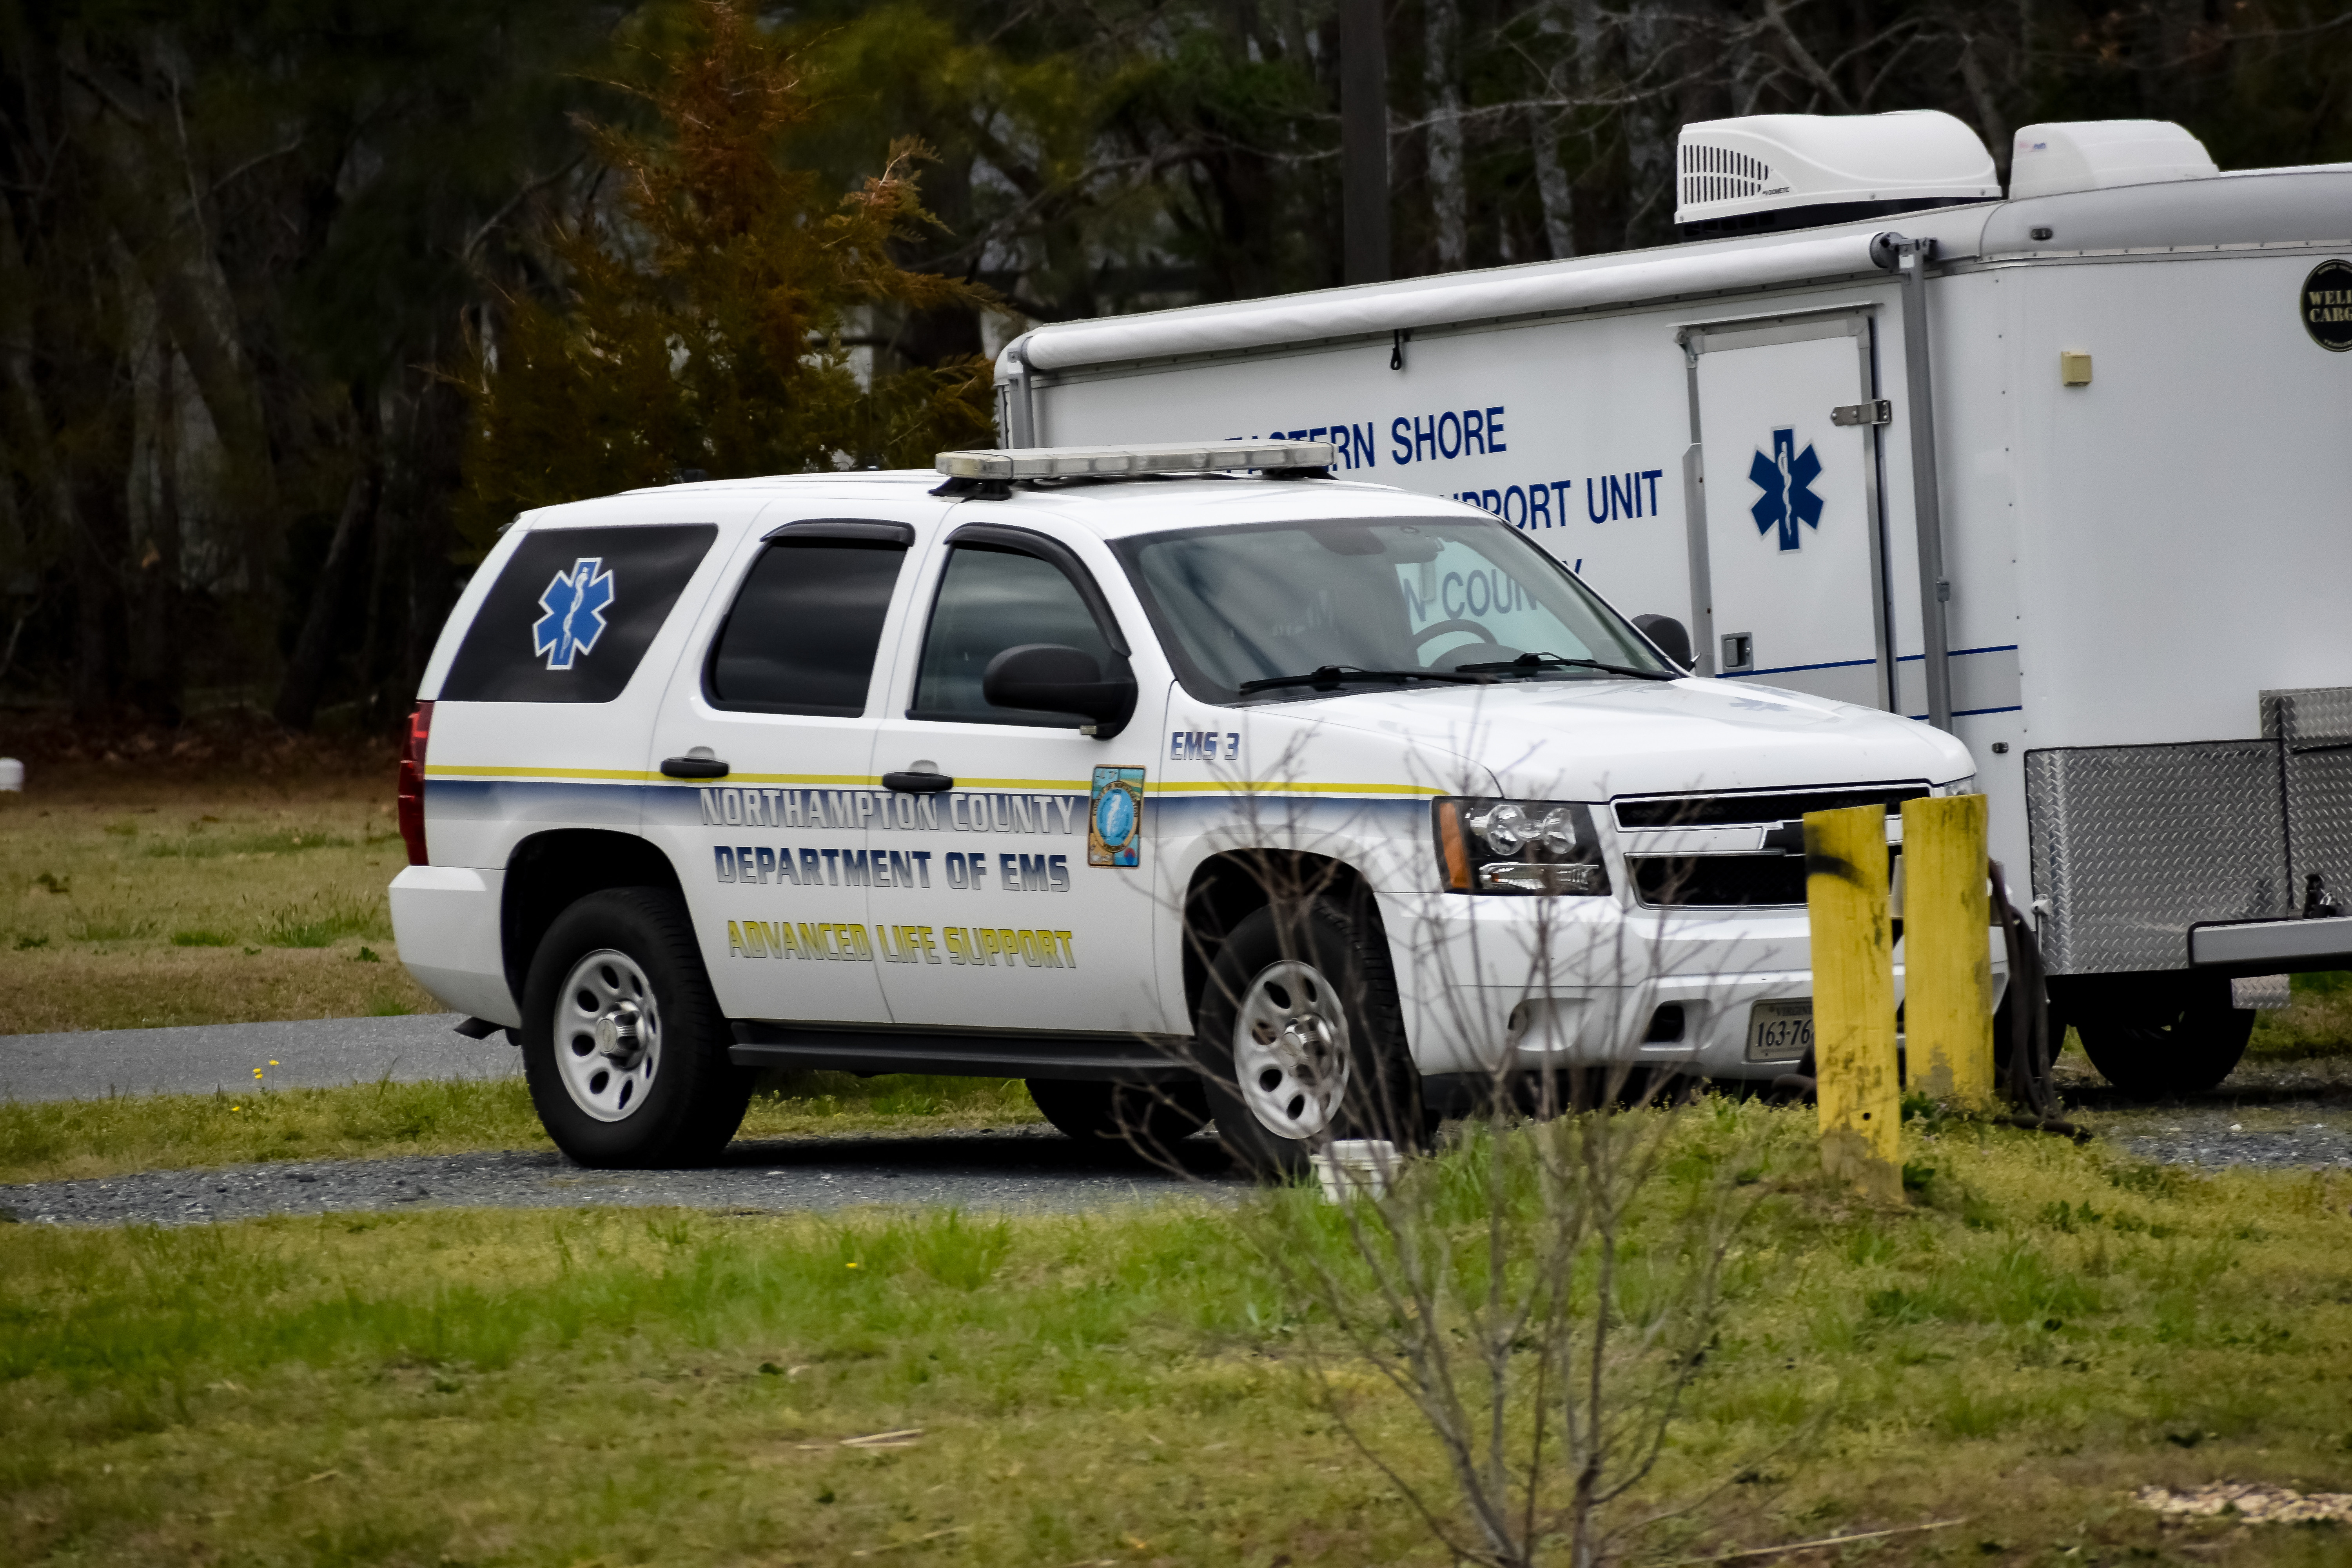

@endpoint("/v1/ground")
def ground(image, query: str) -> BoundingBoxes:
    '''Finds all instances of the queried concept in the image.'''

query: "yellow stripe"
[424,765,1439,797]
[926,775,1089,791]
[1149,779,1443,797]
[690,772,882,786]
[424,764,661,781]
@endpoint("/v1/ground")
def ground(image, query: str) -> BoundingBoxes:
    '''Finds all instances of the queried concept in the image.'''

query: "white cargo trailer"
[992,111,2352,1094]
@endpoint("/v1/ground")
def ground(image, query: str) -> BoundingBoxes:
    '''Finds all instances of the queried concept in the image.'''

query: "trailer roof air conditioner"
[2008,121,2218,200]
[1675,111,2000,239]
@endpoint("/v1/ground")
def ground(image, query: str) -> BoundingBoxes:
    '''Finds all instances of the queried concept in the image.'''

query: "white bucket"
[0,758,21,793]
[1310,1138,1401,1203]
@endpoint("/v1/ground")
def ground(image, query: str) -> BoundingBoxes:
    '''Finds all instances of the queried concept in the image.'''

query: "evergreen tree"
[455,0,999,542]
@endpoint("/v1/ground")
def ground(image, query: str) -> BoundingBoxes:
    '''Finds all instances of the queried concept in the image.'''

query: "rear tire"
[1195,898,1422,1178]
[520,886,753,1167]
[1026,1078,1209,1161]
[2072,974,2252,1099]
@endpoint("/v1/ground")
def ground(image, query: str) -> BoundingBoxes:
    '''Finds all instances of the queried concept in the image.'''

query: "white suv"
[390,442,1980,1169]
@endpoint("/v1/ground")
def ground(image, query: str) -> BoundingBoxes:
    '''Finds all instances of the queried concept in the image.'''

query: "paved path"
[0,1127,1241,1226]
[0,1013,512,1103]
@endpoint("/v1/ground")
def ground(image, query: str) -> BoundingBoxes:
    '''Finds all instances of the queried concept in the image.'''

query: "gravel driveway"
[0,1125,1243,1227]
[6,1018,2350,1228]
[2058,1055,2352,1170]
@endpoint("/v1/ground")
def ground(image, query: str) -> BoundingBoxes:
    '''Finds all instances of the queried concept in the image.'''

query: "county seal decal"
[1088,766,1145,868]
[532,557,616,671]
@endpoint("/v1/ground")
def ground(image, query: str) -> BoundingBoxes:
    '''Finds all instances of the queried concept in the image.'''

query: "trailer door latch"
[1831,399,1892,427]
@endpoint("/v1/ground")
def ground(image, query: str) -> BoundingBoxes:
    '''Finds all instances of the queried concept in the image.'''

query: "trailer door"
[1682,310,1892,708]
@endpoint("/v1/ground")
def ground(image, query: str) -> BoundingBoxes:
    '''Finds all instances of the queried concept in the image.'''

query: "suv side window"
[705,524,911,716]
[909,544,1116,726]
[441,523,718,704]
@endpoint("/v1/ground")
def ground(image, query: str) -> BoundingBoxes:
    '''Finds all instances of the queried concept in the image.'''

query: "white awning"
[1011,222,1964,375]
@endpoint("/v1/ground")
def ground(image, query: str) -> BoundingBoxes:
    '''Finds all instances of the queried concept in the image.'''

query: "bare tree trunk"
[272,391,381,730]
[1620,0,1676,247]
[1340,0,1392,283]
[1425,0,1468,271]
[119,249,184,723]
[64,39,279,587]
[0,205,98,710]
[1530,108,1575,258]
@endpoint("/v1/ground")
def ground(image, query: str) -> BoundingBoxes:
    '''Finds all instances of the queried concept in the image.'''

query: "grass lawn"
[6,1102,2352,1566]
[2250,972,2352,1063]
[0,772,437,1033]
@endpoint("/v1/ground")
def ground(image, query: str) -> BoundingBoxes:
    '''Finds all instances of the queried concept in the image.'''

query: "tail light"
[397,701,434,866]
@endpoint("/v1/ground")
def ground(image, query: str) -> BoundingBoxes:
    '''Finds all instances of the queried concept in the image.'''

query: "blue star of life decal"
[531,557,616,671]
[1748,428,1824,552]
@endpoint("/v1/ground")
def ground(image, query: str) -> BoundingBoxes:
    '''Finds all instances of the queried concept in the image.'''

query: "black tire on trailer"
[519,886,755,1168]
[2073,974,2253,1099]
[1025,1078,1210,1161]
[1194,897,1423,1179]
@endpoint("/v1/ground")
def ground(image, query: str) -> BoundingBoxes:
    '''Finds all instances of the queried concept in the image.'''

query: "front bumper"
[1384,891,2008,1081]
[389,864,517,1026]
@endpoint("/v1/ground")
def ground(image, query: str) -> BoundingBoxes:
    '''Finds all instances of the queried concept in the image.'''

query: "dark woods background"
[2,0,2346,744]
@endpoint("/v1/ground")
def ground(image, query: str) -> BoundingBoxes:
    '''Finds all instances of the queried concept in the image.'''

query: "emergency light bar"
[935,440,1335,481]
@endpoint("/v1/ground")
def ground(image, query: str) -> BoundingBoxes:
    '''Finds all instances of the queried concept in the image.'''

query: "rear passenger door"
[646,508,943,1025]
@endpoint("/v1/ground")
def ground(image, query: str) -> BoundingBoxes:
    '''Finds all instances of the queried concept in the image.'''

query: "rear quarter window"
[441,524,719,703]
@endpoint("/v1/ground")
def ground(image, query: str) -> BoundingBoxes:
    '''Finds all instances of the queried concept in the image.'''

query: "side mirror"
[1632,614,1693,671]
[981,644,1139,738]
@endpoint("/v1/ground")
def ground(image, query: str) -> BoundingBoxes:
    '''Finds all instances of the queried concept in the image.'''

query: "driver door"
[864,522,1175,1035]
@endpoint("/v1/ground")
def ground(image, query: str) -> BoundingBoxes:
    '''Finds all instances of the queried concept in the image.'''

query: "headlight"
[1433,798,1610,896]
[1932,777,1978,797]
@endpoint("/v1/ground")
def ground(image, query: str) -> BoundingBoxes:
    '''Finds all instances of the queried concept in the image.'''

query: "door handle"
[661,756,730,779]
[882,770,955,794]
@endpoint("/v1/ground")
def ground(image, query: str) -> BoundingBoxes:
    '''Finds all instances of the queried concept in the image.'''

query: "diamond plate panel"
[2025,741,2289,975]
[2261,688,2352,909]
[2285,750,2352,908]
[2231,975,2292,1009]
[2262,686,2352,748]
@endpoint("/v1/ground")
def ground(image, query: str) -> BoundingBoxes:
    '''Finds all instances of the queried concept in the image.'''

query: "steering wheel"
[1414,618,1495,648]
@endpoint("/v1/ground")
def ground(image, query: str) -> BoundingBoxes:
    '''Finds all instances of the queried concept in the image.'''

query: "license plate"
[1746,999,1814,1062]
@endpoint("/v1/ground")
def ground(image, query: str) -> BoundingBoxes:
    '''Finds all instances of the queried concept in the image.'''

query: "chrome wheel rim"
[1232,959,1351,1140]
[553,948,661,1123]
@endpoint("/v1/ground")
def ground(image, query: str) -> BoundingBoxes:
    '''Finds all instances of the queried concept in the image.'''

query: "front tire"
[520,886,753,1167]
[1195,898,1421,1178]
[2072,974,2253,1099]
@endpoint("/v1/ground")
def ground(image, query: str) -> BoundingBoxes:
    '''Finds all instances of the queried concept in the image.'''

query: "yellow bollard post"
[1806,804,1900,1200]
[1900,794,1995,1110]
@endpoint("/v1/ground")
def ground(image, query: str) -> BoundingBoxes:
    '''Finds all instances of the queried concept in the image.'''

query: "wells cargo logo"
[1748,428,1823,552]
[532,557,615,670]
[2304,259,2352,352]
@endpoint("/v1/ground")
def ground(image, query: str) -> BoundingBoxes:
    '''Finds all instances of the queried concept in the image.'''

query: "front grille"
[1613,783,1928,831]
[1630,856,1808,908]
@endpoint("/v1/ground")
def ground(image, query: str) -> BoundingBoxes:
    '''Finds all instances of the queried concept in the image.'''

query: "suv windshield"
[1116,517,1673,702]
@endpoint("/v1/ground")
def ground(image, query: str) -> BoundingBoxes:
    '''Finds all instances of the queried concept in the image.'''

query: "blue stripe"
[1731,639,2023,682]
[1717,656,1877,679]
[1895,644,2019,662]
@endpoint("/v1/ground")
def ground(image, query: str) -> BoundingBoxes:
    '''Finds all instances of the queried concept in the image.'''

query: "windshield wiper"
[1236,664,1494,695]
[1450,652,1679,681]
